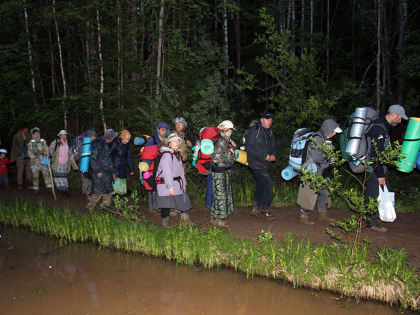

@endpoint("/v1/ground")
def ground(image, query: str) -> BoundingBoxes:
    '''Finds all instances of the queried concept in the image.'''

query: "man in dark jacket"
[297,119,342,225]
[86,129,118,211]
[111,130,134,196]
[10,124,32,188]
[245,112,277,217]
[365,104,408,232]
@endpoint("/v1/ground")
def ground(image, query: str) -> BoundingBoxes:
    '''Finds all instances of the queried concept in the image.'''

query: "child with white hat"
[0,149,11,188]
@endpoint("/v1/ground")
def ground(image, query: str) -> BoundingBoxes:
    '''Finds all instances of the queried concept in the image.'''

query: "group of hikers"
[0,104,410,233]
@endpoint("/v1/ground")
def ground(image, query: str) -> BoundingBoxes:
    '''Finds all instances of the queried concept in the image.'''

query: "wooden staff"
[45,151,57,201]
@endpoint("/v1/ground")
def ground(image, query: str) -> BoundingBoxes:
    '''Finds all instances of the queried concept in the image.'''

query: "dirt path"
[1,186,420,267]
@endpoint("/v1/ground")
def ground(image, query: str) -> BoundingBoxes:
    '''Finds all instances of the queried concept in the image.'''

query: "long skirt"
[157,193,192,212]
[211,171,234,220]
[53,163,69,192]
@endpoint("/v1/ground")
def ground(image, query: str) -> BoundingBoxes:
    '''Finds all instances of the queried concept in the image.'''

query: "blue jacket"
[111,137,134,179]
[245,122,277,171]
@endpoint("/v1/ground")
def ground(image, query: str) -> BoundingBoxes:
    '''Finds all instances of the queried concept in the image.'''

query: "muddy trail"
[1,186,420,267]
[0,226,412,315]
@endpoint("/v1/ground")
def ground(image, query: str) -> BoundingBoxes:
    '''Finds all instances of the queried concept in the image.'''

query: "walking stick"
[46,154,57,201]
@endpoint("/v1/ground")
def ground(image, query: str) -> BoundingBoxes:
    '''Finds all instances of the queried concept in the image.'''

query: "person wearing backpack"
[49,130,78,195]
[209,120,236,227]
[245,111,277,217]
[86,129,118,211]
[173,117,192,162]
[140,122,170,213]
[365,104,409,232]
[10,124,32,189]
[156,133,192,227]
[297,119,342,225]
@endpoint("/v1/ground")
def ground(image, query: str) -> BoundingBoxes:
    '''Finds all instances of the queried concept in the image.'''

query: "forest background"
[0,0,419,198]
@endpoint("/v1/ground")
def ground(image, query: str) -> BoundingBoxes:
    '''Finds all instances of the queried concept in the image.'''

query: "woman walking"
[111,130,134,196]
[49,130,77,195]
[210,120,236,227]
[156,133,192,227]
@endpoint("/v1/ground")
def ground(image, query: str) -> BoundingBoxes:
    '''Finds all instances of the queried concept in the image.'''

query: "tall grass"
[0,200,418,310]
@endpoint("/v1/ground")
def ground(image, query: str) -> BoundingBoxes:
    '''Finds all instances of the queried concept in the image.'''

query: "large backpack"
[139,136,160,190]
[241,119,260,149]
[288,128,317,171]
[339,107,385,173]
[194,127,221,175]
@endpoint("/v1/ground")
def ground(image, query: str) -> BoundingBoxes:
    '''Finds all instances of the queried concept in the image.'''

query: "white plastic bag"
[378,186,396,223]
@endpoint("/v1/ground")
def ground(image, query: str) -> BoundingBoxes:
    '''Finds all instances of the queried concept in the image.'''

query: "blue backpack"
[288,128,316,170]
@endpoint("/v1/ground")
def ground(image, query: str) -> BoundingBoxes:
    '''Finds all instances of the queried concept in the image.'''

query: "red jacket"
[0,157,11,174]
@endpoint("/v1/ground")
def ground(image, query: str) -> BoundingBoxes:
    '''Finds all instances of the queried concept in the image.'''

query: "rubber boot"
[262,208,274,218]
[180,212,190,223]
[162,216,170,227]
[299,213,314,225]
[318,211,333,223]
[250,201,259,217]
[170,209,180,217]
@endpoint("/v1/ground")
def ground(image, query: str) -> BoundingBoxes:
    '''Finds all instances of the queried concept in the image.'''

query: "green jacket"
[28,139,48,166]
[11,131,31,161]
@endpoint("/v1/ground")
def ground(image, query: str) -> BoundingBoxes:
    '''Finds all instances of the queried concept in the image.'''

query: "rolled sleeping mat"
[397,117,420,173]
[134,136,146,146]
[234,149,248,166]
[346,107,368,156]
[281,165,298,181]
[80,137,92,173]
[192,139,201,167]
[417,152,420,170]
[200,138,214,155]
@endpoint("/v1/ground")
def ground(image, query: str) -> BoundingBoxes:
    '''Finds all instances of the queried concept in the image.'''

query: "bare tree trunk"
[234,0,241,77]
[139,0,146,71]
[23,0,36,96]
[310,0,313,48]
[128,0,138,82]
[291,0,295,55]
[326,0,329,83]
[223,0,229,86]
[215,0,218,32]
[376,0,382,112]
[287,0,292,30]
[351,0,356,80]
[48,29,56,98]
[301,0,305,45]
[117,0,124,129]
[398,0,407,104]
[96,9,107,131]
[156,2,164,97]
[53,0,68,130]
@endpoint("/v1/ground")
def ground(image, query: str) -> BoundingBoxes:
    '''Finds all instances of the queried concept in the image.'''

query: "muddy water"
[0,226,411,315]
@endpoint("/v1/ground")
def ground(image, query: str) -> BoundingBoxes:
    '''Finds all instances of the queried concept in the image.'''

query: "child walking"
[0,149,11,188]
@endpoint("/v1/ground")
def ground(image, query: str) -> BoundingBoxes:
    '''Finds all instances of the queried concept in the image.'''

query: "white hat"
[0,149,7,154]
[57,130,69,136]
[334,127,343,133]
[218,120,236,131]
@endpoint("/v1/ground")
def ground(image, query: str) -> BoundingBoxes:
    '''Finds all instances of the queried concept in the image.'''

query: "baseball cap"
[334,127,343,133]
[388,104,409,120]
[218,120,236,130]
[0,149,7,154]
[261,111,273,119]
[57,130,68,136]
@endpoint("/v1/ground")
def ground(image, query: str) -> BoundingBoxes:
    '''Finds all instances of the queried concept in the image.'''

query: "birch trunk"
[48,29,56,98]
[23,0,36,96]
[326,0,330,83]
[156,2,164,97]
[223,0,229,86]
[53,0,68,130]
[398,0,407,104]
[376,0,382,112]
[234,0,241,75]
[301,0,305,43]
[117,0,124,128]
[96,9,107,131]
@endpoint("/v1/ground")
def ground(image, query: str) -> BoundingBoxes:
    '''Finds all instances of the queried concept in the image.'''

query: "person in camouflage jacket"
[27,127,52,192]
[210,120,236,227]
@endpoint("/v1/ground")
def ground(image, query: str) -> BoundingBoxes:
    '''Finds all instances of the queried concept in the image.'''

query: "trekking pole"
[46,154,57,201]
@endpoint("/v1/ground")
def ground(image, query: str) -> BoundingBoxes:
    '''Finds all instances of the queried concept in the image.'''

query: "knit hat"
[174,117,187,128]
[57,130,68,136]
[83,129,97,138]
[120,130,131,139]
[103,129,118,141]
[157,122,170,130]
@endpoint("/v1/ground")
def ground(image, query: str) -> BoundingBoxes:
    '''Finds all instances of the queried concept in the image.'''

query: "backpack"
[194,127,222,175]
[143,151,176,191]
[241,119,260,149]
[139,136,161,190]
[288,128,317,171]
[339,107,386,173]
[71,135,84,163]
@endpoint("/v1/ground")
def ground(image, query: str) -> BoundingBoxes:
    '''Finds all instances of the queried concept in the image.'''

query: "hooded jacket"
[245,121,277,170]
[306,119,340,176]
[156,146,186,197]
[111,137,134,178]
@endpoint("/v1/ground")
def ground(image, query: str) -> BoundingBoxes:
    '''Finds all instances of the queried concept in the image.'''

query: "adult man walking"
[11,124,32,188]
[245,112,277,217]
[365,104,409,232]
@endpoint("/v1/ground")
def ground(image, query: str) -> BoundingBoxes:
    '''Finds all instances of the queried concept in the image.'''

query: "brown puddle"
[0,226,412,315]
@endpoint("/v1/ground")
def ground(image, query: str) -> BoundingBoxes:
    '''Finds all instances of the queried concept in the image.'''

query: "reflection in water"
[0,226,411,315]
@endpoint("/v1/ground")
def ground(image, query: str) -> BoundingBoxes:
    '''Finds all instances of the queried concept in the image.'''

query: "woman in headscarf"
[110,130,134,196]
[49,130,77,195]
[156,133,192,226]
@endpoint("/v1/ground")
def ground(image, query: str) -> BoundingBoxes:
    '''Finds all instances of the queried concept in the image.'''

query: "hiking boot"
[170,209,180,217]
[370,225,388,233]
[261,209,274,218]
[162,217,170,227]
[210,218,217,226]
[250,202,260,217]
[216,219,229,228]
[318,212,333,223]
[180,212,190,222]
[299,214,314,225]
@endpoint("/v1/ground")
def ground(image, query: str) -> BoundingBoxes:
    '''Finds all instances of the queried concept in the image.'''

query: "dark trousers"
[251,168,273,210]
[205,173,213,210]
[365,171,390,227]
[161,208,170,218]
